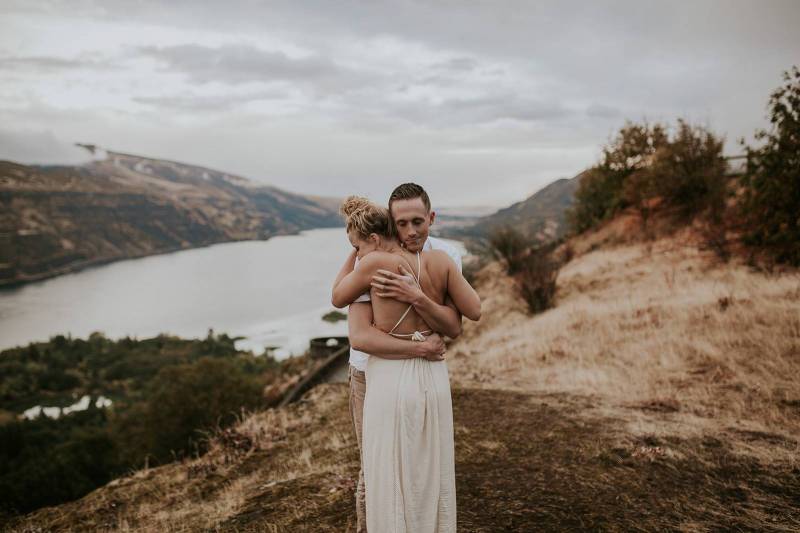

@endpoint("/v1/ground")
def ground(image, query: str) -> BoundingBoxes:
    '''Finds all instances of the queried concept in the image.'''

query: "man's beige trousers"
[348,365,367,533]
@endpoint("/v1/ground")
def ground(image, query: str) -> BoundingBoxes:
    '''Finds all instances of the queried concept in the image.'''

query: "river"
[0,228,465,358]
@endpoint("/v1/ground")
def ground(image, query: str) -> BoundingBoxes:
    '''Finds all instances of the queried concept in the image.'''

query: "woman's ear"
[369,233,381,246]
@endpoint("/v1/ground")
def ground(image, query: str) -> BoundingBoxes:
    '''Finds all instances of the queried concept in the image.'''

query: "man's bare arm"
[348,302,445,361]
[371,265,463,338]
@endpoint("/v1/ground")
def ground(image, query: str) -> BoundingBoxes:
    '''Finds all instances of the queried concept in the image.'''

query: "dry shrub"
[515,245,560,314]
[461,255,485,286]
[488,226,563,314]
[488,226,528,275]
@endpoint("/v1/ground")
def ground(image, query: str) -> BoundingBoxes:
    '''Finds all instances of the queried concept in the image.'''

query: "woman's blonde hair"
[340,195,395,240]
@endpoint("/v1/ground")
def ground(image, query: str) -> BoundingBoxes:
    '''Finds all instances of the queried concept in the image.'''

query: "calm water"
[0,228,465,358]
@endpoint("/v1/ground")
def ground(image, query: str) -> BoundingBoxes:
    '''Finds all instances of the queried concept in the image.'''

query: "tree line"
[0,331,287,518]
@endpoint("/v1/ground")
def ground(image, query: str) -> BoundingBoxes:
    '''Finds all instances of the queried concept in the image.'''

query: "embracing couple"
[331,183,481,532]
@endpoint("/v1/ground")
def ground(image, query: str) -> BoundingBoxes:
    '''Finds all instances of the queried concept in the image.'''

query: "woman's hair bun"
[340,195,371,218]
[339,195,394,239]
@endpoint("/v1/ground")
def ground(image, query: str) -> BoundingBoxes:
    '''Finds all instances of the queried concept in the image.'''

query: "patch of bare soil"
[451,389,799,532]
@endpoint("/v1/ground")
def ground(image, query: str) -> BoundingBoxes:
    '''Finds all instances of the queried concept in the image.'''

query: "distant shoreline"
[0,229,337,290]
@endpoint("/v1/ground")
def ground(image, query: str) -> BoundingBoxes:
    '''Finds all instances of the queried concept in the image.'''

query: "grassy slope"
[8,223,800,532]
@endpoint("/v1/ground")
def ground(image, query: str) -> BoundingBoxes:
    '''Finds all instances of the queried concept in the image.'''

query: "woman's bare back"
[367,249,452,336]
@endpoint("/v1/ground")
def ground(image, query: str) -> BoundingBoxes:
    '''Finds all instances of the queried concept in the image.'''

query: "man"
[346,183,466,533]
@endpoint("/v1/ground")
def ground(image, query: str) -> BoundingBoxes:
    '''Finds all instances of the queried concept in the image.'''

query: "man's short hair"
[388,183,431,213]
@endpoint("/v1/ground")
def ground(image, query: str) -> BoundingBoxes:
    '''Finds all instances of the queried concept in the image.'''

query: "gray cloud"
[586,103,622,119]
[132,89,289,112]
[431,57,480,72]
[440,95,569,123]
[346,93,572,129]
[0,54,113,72]
[135,43,367,92]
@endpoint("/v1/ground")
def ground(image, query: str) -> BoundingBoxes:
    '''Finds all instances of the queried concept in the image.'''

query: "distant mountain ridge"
[0,146,342,286]
[444,171,583,243]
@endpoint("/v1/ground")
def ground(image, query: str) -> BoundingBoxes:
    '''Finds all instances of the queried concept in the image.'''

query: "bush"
[488,226,529,274]
[0,407,121,515]
[569,122,668,233]
[740,66,800,266]
[141,357,263,462]
[650,120,727,219]
[569,168,617,233]
[515,244,560,314]
[569,119,728,234]
[487,226,563,313]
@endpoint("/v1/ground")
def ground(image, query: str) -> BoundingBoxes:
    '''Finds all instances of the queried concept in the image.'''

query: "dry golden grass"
[8,385,359,533]
[448,227,800,462]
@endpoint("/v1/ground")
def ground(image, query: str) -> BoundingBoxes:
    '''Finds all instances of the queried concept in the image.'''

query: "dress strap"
[388,305,413,334]
[387,252,422,335]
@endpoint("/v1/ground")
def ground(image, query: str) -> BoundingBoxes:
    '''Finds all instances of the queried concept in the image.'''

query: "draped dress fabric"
[363,252,457,532]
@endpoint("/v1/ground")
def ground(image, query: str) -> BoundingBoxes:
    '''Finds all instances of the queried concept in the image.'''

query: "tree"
[141,357,262,462]
[569,122,668,233]
[569,119,728,235]
[740,66,800,265]
[650,120,727,219]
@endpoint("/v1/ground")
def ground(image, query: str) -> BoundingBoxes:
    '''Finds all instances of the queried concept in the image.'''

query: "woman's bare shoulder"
[357,251,402,271]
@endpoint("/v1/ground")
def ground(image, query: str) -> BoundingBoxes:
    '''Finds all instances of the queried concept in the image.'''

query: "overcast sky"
[1,1,798,207]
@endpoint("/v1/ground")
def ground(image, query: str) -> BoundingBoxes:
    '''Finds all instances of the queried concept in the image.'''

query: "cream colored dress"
[362,253,457,532]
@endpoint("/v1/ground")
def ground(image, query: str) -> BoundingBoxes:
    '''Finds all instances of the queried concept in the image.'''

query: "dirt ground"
[199,385,800,532]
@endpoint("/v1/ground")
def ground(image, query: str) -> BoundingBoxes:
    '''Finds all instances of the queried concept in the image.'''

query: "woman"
[332,196,480,532]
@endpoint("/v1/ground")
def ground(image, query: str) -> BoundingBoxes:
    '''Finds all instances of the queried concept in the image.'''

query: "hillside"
[445,151,744,247]
[445,172,581,243]
[8,219,799,531]
[0,148,341,286]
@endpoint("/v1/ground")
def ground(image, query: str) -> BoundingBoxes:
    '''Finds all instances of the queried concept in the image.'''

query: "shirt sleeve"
[451,248,463,273]
[430,237,463,273]
[354,292,371,303]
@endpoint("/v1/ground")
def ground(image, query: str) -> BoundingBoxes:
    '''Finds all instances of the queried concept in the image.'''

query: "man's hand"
[418,333,446,361]
[371,265,426,305]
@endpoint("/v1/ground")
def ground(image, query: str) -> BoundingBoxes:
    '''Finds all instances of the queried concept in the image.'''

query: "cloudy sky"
[1,1,798,207]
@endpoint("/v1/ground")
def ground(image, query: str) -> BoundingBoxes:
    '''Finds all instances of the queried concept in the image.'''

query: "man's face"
[390,198,435,253]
